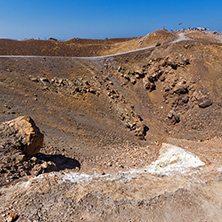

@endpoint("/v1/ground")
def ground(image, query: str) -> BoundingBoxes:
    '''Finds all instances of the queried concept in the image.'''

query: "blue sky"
[0,0,221,40]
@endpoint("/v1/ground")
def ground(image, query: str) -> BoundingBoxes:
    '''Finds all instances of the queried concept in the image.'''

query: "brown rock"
[145,82,156,92]
[167,110,180,123]
[39,77,50,85]
[134,124,148,140]
[93,167,105,175]
[174,85,188,94]
[6,214,18,222]
[41,161,57,172]
[30,77,39,82]
[117,66,122,72]
[198,96,212,108]
[144,81,151,90]
[31,164,42,176]
[134,67,144,75]
[130,77,137,85]
[0,116,44,157]
[181,95,189,103]
[147,74,155,82]
[159,75,165,81]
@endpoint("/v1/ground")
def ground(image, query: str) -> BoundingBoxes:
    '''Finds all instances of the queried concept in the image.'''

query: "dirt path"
[0,33,193,60]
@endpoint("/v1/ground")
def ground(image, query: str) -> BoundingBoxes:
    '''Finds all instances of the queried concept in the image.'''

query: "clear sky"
[0,0,221,40]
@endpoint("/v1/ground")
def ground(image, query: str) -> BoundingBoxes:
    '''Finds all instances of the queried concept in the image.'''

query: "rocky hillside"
[1,30,222,172]
[0,29,175,57]
[0,29,222,221]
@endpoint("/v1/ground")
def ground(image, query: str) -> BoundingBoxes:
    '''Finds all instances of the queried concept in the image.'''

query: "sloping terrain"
[185,30,222,43]
[0,30,222,176]
[0,30,222,221]
[0,142,222,222]
[0,37,134,57]
[98,29,176,55]
[0,29,175,57]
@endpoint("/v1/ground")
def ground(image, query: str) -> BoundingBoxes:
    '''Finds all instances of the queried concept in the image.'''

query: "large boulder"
[0,116,44,157]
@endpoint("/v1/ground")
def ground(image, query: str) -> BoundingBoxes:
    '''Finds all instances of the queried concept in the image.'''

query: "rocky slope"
[0,29,175,57]
[0,29,222,221]
[0,142,221,222]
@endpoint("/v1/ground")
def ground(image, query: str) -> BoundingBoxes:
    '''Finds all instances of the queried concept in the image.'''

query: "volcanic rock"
[6,214,18,222]
[0,116,44,157]
[167,110,180,123]
[174,85,188,94]
[198,96,212,108]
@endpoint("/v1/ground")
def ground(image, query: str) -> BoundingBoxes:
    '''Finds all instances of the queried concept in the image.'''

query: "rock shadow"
[36,153,81,171]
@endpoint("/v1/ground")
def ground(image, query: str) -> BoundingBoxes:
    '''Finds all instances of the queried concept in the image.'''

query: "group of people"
[188,27,209,31]
[170,26,209,32]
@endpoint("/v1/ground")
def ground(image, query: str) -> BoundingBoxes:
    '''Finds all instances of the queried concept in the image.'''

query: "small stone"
[15,154,25,163]
[30,77,39,82]
[144,81,156,91]
[31,165,42,176]
[159,75,165,81]
[93,168,105,175]
[117,66,122,72]
[6,214,18,222]
[167,110,180,123]
[198,96,212,108]
[134,67,144,75]
[41,161,48,169]
[130,77,136,85]
[47,161,57,171]
[107,162,112,167]
[144,81,151,90]
[135,74,140,79]
[88,88,96,93]
[39,77,49,82]
[42,86,49,91]
[174,85,188,94]
[181,95,189,103]
[31,157,37,162]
